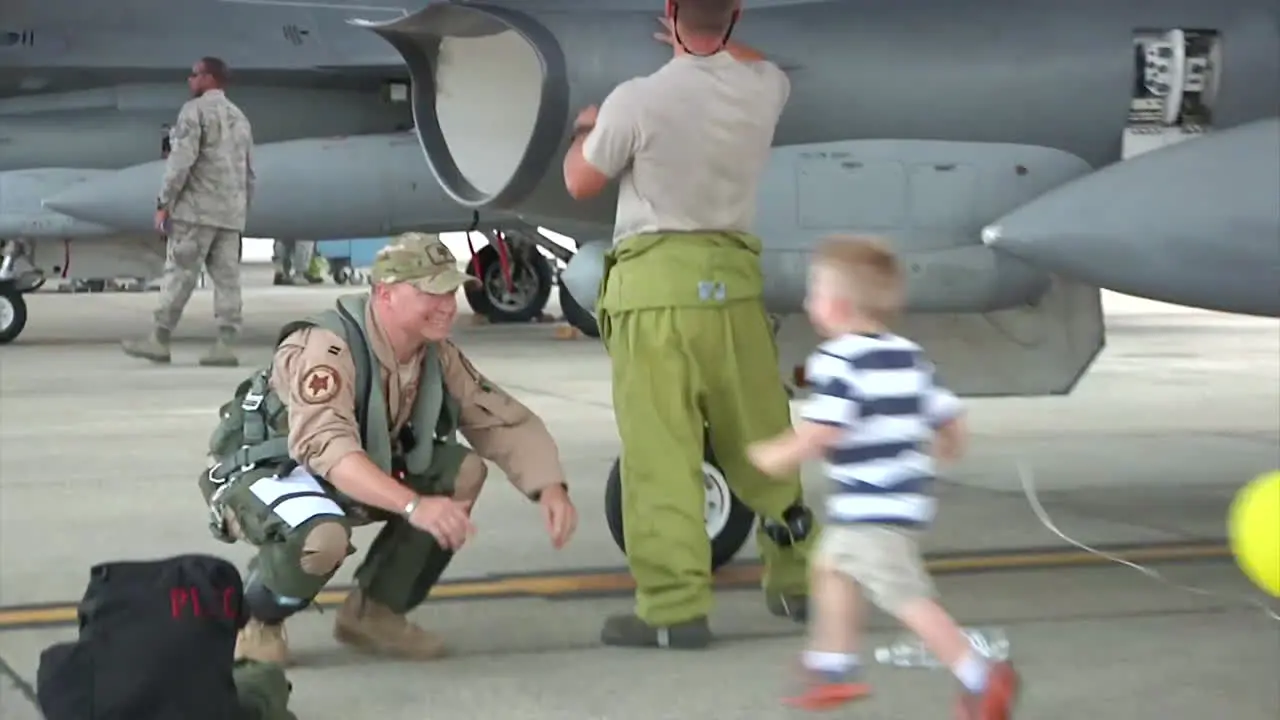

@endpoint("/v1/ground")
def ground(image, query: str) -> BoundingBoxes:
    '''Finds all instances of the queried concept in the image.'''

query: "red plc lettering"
[170,587,200,618]
[170,586,238,619]
[223,587,237,619]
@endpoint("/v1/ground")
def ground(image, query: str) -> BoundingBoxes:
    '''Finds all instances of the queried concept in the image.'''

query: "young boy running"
[746,235,1020,718]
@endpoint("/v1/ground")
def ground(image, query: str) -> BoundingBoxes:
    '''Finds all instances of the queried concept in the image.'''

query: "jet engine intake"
[355,4,570,211]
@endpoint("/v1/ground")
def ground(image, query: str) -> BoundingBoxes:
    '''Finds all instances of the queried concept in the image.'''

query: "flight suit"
[578,49,814,646]
[207,282,567,667]
[123,88,255,367]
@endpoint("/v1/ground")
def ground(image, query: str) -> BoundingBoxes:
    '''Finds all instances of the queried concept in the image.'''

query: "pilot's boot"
[332,589,447,660]
[121,327,171,363]
[234,619,291,667]
[199,328,239,367]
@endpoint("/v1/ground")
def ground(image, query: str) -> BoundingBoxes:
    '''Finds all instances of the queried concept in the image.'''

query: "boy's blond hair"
[813,235,905,322]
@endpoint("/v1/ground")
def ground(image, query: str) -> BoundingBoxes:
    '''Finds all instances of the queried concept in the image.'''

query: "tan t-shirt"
[583,52,790,243]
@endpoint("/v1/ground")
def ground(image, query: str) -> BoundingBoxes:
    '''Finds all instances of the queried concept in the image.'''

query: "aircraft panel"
[796,157,906,231]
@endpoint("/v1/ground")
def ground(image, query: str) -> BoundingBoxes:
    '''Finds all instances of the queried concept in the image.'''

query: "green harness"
[200,294,461,541]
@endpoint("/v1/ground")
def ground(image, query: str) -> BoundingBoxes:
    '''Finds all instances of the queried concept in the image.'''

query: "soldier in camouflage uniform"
[123,56,255,367]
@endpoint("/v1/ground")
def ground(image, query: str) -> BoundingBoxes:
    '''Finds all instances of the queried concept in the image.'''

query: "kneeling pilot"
[199,233,578,666]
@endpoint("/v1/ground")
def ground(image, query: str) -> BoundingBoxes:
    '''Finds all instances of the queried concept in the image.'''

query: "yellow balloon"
[1228,470,1280,598]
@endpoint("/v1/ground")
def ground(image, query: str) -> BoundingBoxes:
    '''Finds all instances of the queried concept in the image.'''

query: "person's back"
[172,89,254,231]
[590,52,789,242]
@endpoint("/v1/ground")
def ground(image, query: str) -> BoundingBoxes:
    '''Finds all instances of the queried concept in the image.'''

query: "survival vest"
[199,294,461,540]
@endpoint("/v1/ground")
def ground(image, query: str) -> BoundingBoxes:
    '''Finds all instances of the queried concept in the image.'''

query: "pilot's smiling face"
[386,281,457,342]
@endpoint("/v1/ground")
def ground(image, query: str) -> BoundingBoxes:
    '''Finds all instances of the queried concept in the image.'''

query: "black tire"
[329,257,353,285]
[463,244,553,323]
[604,446,756,571]
[0,285,29,344]
[558,280,599,338]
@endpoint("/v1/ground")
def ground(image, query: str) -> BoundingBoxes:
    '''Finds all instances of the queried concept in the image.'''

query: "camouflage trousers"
[155,220,243,334]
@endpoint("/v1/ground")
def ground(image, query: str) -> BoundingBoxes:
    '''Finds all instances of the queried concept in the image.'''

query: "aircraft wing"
[0,0,414,99]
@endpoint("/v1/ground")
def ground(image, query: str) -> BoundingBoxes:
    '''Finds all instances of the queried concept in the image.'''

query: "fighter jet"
[0,0,574,342]
[5,0,1279,565]
[344,0,1278,566]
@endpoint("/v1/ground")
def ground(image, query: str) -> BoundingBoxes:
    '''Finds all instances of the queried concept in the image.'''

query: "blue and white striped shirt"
[801,332,963,527]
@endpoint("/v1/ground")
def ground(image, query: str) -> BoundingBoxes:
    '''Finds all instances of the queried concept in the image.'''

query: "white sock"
[803,650,858,675]
[952,652,990,693]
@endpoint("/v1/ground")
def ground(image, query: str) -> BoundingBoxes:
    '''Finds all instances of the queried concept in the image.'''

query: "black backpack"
[36,554,295,720]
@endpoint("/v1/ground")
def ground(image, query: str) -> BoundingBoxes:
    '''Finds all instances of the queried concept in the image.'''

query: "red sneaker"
[783,681,871,711]
[782,663,871,711]
[955,661,1020,720]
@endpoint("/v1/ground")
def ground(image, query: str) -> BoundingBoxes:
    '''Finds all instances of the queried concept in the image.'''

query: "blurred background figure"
[272,238,323,285]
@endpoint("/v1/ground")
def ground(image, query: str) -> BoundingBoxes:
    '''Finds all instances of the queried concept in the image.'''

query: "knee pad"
[760,502,816,548]
[455,453,489,506]
[243,571,310,624]
[298,521,350,576]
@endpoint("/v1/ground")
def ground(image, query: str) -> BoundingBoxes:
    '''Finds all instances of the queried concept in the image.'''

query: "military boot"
[600,613,713,649]
[121,327,172,363]
[332,589,447,660]
[199,328,239,367]
[234,619,291,667]
[766,592,809,623]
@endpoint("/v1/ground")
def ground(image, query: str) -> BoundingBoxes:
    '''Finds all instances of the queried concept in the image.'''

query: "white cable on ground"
[1015,460,1280,623]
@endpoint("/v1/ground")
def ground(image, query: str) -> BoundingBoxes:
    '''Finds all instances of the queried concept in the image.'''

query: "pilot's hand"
[408,496,476,550]
[654,16,674,46]
[153,209,170,234]
[538,485,577,550]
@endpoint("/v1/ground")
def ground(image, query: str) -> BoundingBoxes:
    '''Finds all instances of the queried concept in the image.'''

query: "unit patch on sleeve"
[299,365,341,404]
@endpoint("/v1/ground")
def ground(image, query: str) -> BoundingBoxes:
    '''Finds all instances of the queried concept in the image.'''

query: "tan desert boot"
[234,619,291,667]
[332,589,447,660]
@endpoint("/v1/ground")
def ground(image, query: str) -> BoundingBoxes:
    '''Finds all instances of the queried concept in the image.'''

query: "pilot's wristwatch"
[402,495,422,518]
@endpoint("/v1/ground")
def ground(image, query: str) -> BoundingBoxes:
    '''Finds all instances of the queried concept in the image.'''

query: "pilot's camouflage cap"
[369,232,479,294]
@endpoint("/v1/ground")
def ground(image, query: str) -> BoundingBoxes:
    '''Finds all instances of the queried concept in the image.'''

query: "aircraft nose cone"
[977,217,1059,265]
[44,162,162,232]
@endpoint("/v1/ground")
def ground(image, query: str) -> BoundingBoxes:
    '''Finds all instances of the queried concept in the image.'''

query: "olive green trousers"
[212,443,466,613]
[598,230,816,627]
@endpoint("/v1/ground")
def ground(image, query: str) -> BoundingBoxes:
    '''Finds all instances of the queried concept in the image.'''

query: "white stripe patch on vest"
[249,466,345,528]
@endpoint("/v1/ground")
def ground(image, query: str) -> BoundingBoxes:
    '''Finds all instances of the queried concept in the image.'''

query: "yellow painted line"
[0,542,1229,631]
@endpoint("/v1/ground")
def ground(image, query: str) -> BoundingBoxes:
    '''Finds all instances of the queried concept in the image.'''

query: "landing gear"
[0,240,39,344]
[326,257,366,286]
[604,444,756,571]
[463,231,555,323]
[0,282,28,344]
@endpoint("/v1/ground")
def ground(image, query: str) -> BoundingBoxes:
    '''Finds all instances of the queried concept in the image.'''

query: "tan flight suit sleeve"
[439,340,567,498]
[272,327,365,477]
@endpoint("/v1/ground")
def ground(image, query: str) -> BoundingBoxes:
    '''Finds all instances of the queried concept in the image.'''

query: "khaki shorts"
[814,524,937,614]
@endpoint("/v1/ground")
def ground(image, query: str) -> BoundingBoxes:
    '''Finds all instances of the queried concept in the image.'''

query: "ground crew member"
[199,233,578,666]
[123,56,254,367]
[562,0,814,649]
[273,239,321,285]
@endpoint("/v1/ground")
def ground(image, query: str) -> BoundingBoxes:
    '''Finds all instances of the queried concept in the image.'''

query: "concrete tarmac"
[1,279,1278,718]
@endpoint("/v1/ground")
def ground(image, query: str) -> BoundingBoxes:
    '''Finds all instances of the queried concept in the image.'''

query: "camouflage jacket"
[158,89,255,231]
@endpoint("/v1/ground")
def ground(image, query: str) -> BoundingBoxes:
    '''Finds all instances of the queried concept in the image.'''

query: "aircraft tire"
[0,284,28,345]
[604,445,755,572]
[463,244,553,323]
[558,280,599,338]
